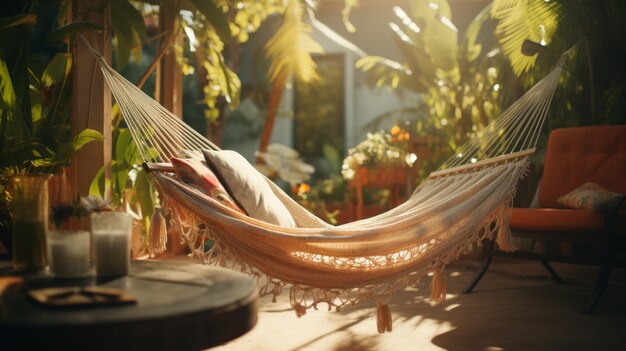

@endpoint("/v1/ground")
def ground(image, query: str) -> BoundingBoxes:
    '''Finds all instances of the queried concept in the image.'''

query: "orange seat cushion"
[510,208,604,232]
[539,125,626,208]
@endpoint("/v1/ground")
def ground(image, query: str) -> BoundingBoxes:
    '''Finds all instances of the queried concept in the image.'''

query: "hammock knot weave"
[82,34,571,332]
[156,157,530,333]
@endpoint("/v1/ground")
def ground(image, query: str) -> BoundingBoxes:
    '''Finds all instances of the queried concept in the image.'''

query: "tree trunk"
[257,79,286,164]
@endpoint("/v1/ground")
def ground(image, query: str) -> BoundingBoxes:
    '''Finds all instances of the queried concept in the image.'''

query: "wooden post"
[159,0,183,117]
[70,0,112,199]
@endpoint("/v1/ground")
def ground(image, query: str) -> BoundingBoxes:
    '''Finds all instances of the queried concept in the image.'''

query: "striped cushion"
[171,157,246,214]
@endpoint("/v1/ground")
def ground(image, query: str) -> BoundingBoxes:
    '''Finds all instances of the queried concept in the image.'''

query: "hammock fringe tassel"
[77,33,573,334]
[292,302,307,318]
[430,269,447,302]
[290,287,307,318]
[496,222,516,252]
[148,207,168,254]
[376,302,392,333]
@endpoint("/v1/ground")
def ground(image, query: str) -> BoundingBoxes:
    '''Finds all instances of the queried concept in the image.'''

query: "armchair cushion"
[538,125,626,208]
[557,182,624,212]
[510,208,604,232]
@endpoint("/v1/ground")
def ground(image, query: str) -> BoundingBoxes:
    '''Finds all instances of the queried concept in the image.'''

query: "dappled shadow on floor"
[214,256,626,351]
[285,317,378,351]
[426,259,626,351]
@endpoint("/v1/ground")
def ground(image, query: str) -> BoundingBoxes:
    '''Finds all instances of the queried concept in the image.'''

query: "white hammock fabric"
[84,37,567,332]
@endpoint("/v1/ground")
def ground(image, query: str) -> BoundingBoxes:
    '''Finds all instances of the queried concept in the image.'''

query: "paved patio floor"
[211,256,626,351]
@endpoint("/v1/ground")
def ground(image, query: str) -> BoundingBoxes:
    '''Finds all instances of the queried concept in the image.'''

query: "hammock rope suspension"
[81,35,571,333]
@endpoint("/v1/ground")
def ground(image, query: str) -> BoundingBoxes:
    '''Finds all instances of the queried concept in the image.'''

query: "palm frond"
[408,0,458,72]
[265,0,323,84]
[355,56,413,90]
[341,0,358,33]
[491,0,560,75]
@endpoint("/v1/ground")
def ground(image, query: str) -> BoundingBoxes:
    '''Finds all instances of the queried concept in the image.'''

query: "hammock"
[84,38,568,332]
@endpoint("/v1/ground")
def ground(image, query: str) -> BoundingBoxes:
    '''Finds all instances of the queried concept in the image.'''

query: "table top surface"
[0,259,258,351]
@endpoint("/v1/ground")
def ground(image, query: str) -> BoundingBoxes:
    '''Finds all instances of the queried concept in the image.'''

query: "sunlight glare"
[486,48,500,58]
[393,6,421,33]
[183,26,198,52]
[406,153,418,165]
[438,15,458,33]
[389,23,412,43]
[444,303,461,312]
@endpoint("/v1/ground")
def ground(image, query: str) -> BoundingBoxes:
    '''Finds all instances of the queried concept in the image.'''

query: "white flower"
[255,143,314,185]
[286,158,315,174]
[267,143,300,158]
[80,196,110,212]
[258,153,283,169]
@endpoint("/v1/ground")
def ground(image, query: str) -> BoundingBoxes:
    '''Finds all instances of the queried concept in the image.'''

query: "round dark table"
[0,260,257,350]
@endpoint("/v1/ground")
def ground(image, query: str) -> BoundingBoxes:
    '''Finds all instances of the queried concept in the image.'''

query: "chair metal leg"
[582,263,611,313]
[540,260,563,283]
[463,240,494,294]
[582,198,621,314]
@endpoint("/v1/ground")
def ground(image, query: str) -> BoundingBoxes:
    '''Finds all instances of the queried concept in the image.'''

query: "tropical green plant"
[356,0,514,179]
[89,127,155,252]
[490,0,560,76]
[0,5,104,228]
[178,0,289,143]
[483,0,626,204]
[491,0,626,127]
[0,14,103,175]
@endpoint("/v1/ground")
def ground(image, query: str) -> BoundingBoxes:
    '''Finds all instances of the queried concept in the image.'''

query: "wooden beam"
[159,0,183,117]
[428,148,536,179]
[143,162,174,174]
[70,0,112,199]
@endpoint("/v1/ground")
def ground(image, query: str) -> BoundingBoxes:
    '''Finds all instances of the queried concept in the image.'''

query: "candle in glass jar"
[92,230,130,277]
[48,230,90,278]
[90,212,132,278]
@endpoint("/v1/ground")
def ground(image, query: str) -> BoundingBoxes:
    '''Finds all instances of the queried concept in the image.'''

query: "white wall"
[266,18,420,154]
[352,84,420,142]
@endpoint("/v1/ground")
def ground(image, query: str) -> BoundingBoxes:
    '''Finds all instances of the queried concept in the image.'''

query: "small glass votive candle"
[90,212,132,278]
[47,230,90,278]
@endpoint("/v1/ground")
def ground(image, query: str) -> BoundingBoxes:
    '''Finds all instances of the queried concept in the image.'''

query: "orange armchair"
[464,125,626,312]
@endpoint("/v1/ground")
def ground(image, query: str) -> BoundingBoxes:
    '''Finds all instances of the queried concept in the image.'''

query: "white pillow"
[202,150,296,227]
[557,182,623,212]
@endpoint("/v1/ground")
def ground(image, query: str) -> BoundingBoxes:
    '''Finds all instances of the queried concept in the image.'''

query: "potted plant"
[341,125,417,220]
[342,125,416,182]
[0,9,103,262]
